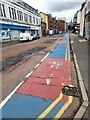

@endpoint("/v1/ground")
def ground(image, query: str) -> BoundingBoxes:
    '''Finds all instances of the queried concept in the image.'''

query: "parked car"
[20,33,33,41]
[49,30,54,36]
[59,31,62,33]
[32,34,40,40]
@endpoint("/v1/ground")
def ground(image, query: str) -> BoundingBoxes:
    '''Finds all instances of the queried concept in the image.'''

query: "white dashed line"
[0,81,24,109]
[25,71,33,78]
[34,63,40,69]
[40,52,50,62]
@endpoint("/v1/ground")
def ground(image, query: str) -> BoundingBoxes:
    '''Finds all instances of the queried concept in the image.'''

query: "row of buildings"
[73,0,90,40]
[40,12,66,36]
[0,0,66,42]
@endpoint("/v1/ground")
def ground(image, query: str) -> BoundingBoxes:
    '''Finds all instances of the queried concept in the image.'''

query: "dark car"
[32,34,40,40]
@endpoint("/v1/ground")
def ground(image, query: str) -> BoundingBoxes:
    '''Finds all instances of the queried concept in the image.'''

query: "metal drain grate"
[62,86,81,98]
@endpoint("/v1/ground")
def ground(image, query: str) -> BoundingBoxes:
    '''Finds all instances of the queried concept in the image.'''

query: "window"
[24,13,28,22]
[33,17,35,24]
[11,8,17,19]
[9,7,12,18]
[0,3,6,17]
[36,18,38,25]
[17,10,23,21]
[29,15,32,23]
[8,7,17,20]
[0,3,3,17]
[2,4,6,17]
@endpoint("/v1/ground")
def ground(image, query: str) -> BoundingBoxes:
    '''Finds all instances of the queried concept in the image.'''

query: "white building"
[80,0,90,40]
[0,0,42,42]
[77,10,81,24]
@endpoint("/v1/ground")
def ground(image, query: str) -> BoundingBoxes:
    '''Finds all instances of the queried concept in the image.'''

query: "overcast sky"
[23,0,85,22]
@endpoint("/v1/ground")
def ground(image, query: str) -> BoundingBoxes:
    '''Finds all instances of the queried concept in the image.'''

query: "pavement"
[0,33,88,119]
[70,33,89,120]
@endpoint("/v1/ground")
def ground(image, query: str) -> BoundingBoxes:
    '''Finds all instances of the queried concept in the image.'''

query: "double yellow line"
[53,95,73,119]
[37,92,73,119]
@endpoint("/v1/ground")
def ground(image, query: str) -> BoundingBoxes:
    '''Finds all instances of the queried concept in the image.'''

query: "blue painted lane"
[48,52,66,58]
[45,102,64,118]
[62,36,69,41]
[48,44,67,58]
[52,44,67,54]
[1,93,53,118]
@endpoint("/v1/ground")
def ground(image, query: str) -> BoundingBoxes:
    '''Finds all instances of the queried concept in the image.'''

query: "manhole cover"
[62,86,81,98]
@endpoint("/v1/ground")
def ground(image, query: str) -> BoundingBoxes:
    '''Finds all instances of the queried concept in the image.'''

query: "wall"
[77,11,81,24]
[80,4,86,37]
[39,12,48,30]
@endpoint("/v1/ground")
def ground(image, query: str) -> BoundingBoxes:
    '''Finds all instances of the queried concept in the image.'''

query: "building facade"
[58,17,66,31]
[40,12,66,35]
[80,0,90,40]
[85,0,90,40]
[41,21,46,36]
[48,14,56,31]
[39,12,49,31]
[56,20,66,32]
[0,0,41,42]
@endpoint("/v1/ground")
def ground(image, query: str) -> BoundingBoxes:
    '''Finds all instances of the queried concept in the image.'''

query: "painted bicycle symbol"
[49,60,63,69]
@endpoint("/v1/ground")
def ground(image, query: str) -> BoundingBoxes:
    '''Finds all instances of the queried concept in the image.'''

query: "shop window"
[1,32,5,37]
[1,31,10,39]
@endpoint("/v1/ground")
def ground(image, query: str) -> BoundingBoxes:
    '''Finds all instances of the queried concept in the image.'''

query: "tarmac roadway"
[0,33,86,119]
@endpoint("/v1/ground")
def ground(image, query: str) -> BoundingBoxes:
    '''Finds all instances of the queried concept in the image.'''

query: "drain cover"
[62,86,81,97]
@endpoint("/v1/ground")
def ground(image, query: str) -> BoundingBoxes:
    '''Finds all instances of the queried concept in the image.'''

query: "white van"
[20,33,33,41]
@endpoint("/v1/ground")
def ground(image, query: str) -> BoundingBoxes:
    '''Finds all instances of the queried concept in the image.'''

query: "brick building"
[48,14,56,31]
[40,12,66,35]
[56,20,66,32]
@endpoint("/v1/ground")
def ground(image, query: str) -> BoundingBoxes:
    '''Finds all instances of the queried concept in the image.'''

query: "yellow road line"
[37,92,63,119]
[53,96,73,119]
